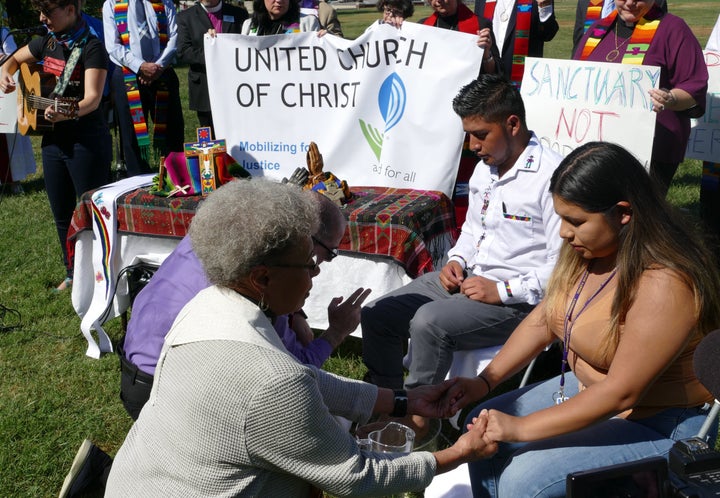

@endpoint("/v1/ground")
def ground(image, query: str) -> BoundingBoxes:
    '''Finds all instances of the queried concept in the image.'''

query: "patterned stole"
[482,0,533,87]
[422,3,480,33]
[579,9,661,64]
[583,0,604,34]
[114,0,169,161]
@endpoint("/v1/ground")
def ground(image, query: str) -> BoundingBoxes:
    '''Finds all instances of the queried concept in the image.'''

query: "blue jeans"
[465,373,717,498]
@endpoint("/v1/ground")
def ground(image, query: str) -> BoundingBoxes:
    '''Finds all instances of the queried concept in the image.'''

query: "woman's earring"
[259,294,269,312]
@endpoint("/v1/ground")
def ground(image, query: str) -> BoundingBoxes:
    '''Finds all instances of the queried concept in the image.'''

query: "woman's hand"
[321,287,372,348]
[44,104,66,123]
[648,87,696,114]
[207,28,217,38]
[0,74,16,94]
[648,87,676,113]
[456,409,499,459]
[434,409,498,474]
[482,409,522,443]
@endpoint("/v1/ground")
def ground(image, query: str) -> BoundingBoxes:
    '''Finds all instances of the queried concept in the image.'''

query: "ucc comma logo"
[359,72,406,160]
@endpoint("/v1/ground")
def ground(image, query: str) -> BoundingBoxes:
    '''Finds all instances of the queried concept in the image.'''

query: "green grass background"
[0,2,717,495]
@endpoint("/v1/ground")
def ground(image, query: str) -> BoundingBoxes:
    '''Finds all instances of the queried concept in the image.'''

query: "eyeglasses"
[312,236,339,261]
[383,7,404,18]
[265,253,320,272]
[40,5,63,18]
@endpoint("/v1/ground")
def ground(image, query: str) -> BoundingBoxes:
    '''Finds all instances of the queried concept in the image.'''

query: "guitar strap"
[52,20,91,97]
[114,0,169,162]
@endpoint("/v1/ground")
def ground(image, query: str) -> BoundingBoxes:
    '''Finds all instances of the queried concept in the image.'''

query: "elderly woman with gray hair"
[106,179,496,497]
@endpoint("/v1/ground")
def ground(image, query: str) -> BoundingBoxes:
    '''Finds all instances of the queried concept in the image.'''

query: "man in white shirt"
[361,74,562,400]
[103,0,185,176]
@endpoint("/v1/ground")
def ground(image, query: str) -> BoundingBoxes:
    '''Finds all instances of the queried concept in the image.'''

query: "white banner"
[686,51,720,163]
[521,57,659,167]
[0,72,19,134]
[205,22,484,197]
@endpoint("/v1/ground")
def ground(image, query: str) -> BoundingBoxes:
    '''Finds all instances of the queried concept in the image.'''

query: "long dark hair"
[544,142,720,354]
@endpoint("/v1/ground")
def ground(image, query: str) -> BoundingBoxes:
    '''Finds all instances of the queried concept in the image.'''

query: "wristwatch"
[391,389,408,417]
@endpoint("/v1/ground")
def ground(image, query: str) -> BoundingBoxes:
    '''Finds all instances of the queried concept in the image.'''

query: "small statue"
[303,142,352,205]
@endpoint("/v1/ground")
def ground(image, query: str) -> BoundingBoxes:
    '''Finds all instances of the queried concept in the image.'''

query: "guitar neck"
[26,94,60,111]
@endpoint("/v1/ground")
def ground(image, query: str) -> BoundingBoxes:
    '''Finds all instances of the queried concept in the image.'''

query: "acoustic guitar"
[17,62,79,136]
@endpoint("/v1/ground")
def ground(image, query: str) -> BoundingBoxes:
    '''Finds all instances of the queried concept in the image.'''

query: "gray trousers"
[361,271,532,389]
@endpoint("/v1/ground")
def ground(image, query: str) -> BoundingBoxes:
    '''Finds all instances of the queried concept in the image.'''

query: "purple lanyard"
[555,264,618,404]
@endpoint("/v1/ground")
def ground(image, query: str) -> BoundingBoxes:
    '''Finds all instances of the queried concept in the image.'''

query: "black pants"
[111,66,185,177]
[43,125,111,278]
[118,346,154,420]
[650,159,680,197]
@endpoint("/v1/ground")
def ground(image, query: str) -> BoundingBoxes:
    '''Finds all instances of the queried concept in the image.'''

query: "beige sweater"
[106,286,436,496]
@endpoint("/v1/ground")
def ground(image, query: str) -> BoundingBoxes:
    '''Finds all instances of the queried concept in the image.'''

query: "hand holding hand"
[461,275,502,304]
[483,409,520,443]
[407,379,460,419]
[321,287,372,348]
[445,376,492,414]
[455,409,499,460]
[138,62,163,84]
[439,261,465,292]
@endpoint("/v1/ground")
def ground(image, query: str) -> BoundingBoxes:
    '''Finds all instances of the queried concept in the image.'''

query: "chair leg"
[519,357,537,388]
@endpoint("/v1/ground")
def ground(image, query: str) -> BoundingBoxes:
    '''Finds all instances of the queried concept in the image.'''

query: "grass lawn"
[0,2,717,496]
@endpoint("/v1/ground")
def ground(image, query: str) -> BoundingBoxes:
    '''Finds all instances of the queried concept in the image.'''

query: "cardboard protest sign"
[205,22,484,197]
[0,72,18,134]
[686,51,720,163]
[521,57,659,167]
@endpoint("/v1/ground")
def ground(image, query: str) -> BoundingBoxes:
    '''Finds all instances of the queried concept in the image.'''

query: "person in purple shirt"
[119,191,370,420]
[573,0,708,195]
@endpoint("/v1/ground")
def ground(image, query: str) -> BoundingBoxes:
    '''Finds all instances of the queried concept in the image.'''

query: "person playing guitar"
[0,0,111,292]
